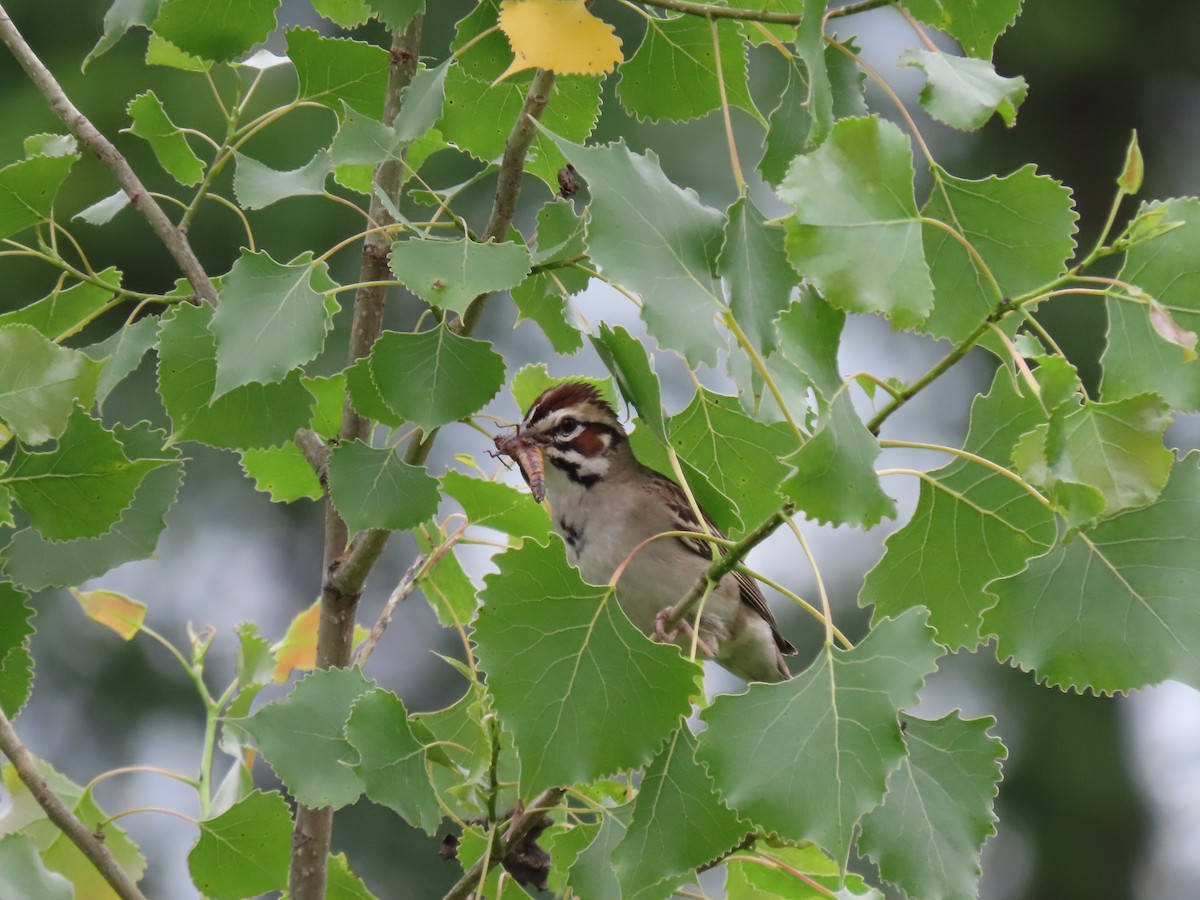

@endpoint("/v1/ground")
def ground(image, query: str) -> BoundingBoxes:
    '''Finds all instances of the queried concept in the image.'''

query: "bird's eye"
[557,416,579,436]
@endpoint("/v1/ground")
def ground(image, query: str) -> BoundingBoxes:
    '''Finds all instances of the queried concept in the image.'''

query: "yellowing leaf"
[70,588,146,640]
[497,0,622,80]
[272,599,371,681]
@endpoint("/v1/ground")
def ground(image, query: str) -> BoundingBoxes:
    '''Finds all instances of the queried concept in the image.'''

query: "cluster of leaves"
[0,0,1197,898]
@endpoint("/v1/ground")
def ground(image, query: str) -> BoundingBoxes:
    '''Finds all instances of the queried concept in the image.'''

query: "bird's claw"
[654,608,715,657]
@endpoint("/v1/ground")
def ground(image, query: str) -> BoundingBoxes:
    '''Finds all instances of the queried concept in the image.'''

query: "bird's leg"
[654,608,715,658]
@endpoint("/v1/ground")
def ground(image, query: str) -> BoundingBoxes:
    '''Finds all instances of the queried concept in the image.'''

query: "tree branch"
[290,18,423,900]
[0,708,150,900]
[442,788,567,900]
[662,505,794,632]
[0,5,218,306]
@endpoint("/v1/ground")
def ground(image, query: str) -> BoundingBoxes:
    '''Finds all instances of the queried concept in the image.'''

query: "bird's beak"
[494,432,546,503]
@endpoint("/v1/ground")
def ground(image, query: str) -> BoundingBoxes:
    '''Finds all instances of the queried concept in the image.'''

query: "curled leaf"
[1149,299,1198,359]
[70,588,146,640]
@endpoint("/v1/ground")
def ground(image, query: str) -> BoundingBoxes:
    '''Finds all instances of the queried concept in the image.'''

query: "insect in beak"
[494,431,546,503]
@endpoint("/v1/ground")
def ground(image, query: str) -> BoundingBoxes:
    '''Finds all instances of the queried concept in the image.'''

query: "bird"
[494,381,795,682]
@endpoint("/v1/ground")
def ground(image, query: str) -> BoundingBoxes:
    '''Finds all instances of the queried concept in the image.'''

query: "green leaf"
[145,32,214,70]
[0,324,103,445]
[237,667,374,808]
[474,538,700,794]
[235,621,276,690]
[611,726,746,897]
[566,803,633,900]
[125,90,205,185]
[157,302,314,449]
[859,712,1005,900]
[188,790,291,900]
[327,851,381,900]
[901,50,1027,130]
[1013,391,1172,523]
[899,0,1022,58]
[442,470,550,539]
[510,364,617,417]
[345,688,441,834]
[617,16,757,123]
[555,138,727,367]
[438,66,602,189]
[326,440,440,534]
[0,152,78,241]
[345,357,404,429]
[0,585,34,718]
[369,326,505,432]
[510,199,589,353]
[773,286,845,402]
[780,116,933,328]
[792,0,833,144]
[1102,198,1200,411]
[232,151,331,209]
[985,453,1200,694]
[239,444,323,502]
[209,250,333,397]
[665,388,794,534]
[758,54,811,186]
[1,423,184,591]
[304,374,346,440]
[85,0,160,68]
[587,325,663,440]
[719,195,794,356]
[84,315,159,411]
[0,833,73,900]
[388,237,531,315]
[861,367,1057,648]
[152,0,279,62]
[3,408,162,541]
[783,391,896,528]
[313,0,371,27]
[0,267,121,341]
[413,525,478,628]
[0,758,147,897]
[287,28,387,117]
[367,0,424,32]
[726,844,881,899]
[921,165,1077,342]
[696,609,942,867]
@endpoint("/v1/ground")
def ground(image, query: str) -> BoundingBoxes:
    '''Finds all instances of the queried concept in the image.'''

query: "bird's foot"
[654,608,715,658]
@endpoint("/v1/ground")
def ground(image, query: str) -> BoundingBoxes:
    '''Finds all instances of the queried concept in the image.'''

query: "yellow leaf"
[497,0,623,81]
[272,599,373,681]
[273,599,320,682]
[70,588,146,641]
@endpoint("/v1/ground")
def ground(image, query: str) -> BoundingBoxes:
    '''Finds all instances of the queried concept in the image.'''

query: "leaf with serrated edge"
[287,28,387,116]
[720,195,794,356]
[782,390,896,528]
[157,303,314,450]
[240,445,323,503]
[511,364,617,415]
[0,267,121,342]
[0,585,34,718]
[0,834,73,900]
[327,851,381,900]
[986,453,1200,694]
[780,116,932,328]
[617,15,755,123]
[921,165,1077,342]
[188,790,290,900]
[1102,198,1200,411]
[84,315,159,411]
[236,667,373,808]
[474,538,700,795]
[901,50,1028,130]
[328,440,442,535]
[555,137,727,367]
[589,323,666,440]
[726,844,881,899]
[497,0,622,79]
[861,367,1057,648]
[0,323,103,445]
[697,609,942,868]
[126,90,204,185]
[0,423,184,591]
[210,251,332,398]
[388,237,531,314]
[442,470,550,538]
[346,688,441,835]
[0,153,78,241]
[232,152,331,209]
[859,712,1005,900]
[152,0,278,62]
[369,326,505,432]
[899,0,1022,58]
[612,726,746,896]
[4,408,162,542]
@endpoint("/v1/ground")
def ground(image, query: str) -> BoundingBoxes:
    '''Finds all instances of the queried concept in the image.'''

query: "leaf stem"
[710,16,746,192]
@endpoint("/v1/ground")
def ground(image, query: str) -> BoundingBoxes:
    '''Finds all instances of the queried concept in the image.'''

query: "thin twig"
[353,553,428,668]
[662,506,794,633]
[293,428,331,485]
[0,5,218,305]
[442,788,567,900]
[0,709,150,900]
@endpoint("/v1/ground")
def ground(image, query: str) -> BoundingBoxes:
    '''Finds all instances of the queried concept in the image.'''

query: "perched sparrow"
[494,382,795,683]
